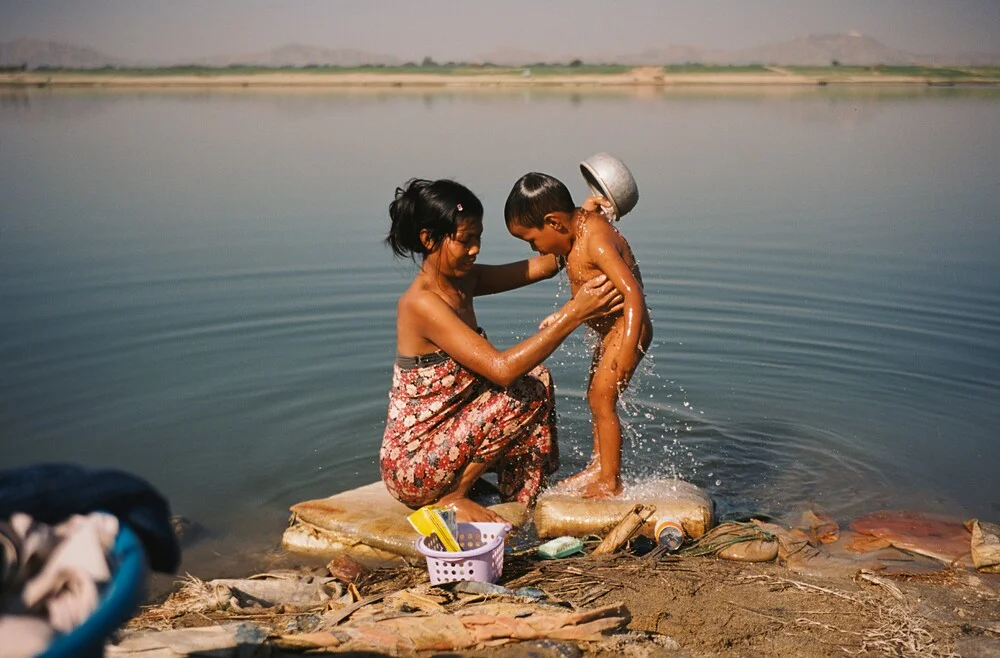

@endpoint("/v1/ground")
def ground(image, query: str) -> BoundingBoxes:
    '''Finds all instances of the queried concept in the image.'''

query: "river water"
[2,86,998,571]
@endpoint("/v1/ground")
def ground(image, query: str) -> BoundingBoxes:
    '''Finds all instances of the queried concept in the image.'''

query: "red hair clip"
[456,204,464,212]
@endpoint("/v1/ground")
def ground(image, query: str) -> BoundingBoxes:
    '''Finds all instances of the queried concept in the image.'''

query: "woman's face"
[426,216,482,277]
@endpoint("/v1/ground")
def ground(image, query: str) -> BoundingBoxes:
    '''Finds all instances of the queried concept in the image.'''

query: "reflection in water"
[0,91,31,111]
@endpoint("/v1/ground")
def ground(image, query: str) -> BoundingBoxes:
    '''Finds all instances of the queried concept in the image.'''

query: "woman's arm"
[472,254,562,297]
[405,275,621,387]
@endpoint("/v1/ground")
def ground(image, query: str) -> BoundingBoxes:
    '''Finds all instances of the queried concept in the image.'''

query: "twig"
[591,504,655,555]
[320,592,388,628]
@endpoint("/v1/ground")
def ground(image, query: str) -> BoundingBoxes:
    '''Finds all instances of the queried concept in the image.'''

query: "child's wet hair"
[504,172,575,229]
[386,178,484,259]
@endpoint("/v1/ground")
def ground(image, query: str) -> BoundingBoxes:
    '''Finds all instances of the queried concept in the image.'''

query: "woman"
[380,178,623,522]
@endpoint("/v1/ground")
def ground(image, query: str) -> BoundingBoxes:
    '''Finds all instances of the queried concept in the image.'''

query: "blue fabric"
[0,463,180,573]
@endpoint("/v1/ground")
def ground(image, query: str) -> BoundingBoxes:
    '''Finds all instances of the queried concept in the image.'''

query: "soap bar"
[537,536,584,559]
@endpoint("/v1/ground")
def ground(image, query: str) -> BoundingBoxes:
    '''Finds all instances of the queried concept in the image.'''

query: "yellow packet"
[407,505,460,552]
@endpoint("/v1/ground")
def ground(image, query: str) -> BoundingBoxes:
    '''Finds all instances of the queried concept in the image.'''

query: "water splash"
[542,272,710,488]
[616,339,707,486]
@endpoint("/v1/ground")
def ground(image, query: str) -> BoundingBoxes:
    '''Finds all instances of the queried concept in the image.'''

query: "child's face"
[507,213,572,257]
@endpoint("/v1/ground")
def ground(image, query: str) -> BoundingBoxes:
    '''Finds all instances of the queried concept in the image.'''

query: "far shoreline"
[2,65,999,89]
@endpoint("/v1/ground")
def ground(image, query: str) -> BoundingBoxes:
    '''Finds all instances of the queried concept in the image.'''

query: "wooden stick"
[591,504,656,555]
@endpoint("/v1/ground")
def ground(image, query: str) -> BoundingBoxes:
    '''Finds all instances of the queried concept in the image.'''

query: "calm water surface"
[2,87,998,571]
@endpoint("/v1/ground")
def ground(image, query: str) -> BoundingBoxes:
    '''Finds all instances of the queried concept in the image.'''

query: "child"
[504,172,653,498]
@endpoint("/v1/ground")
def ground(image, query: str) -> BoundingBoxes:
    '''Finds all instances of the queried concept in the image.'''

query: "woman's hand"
[568,274,624,323]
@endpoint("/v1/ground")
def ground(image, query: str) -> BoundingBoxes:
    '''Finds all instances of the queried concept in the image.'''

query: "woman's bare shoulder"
[398,280,443,317]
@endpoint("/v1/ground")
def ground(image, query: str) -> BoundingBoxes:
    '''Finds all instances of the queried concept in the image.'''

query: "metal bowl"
[579,152,639,220]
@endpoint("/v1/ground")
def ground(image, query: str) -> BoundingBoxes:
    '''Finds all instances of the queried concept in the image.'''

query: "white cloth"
[0,511,119,653]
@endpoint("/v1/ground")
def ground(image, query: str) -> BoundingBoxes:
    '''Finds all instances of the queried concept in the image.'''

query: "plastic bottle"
[654,518,684,552]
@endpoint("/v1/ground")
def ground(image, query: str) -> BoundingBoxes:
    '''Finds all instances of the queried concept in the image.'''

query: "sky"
[2,0,999,62]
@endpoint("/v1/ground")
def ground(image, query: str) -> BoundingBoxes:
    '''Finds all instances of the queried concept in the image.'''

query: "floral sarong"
[380,350,558,508]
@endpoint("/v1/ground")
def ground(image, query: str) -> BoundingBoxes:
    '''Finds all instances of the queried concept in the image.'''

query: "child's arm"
[587,225,648,380]
[473,254,562,297]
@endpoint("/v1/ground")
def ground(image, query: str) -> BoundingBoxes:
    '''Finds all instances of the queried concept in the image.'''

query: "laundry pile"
[0,463,180,657]
[1,512,121,655]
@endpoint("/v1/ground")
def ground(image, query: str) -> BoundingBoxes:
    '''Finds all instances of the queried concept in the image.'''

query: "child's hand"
[582,194,613,215]
[538,312,560,330]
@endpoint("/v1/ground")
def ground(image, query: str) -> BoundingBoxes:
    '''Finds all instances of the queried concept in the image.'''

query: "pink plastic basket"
[416,522,511,584]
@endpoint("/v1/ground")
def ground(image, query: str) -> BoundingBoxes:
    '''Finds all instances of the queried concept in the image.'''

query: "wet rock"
[169,515,210,548]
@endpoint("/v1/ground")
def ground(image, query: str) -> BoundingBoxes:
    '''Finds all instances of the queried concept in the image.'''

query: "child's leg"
[581,327,650,498]
[582,354,625,498]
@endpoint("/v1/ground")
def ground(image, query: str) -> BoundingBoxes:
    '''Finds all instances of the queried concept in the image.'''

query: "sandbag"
[282,481,529,560]
[533,479,713,540]
[968,519,1000,573]
[680,521,778,562]
[716,539,779,562]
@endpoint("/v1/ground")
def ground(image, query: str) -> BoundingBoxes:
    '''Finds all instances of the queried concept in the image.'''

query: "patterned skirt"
[380,351,558,508]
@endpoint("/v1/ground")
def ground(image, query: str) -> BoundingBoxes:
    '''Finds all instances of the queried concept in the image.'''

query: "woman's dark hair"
[504,172,575,229]
[385,178,484,259]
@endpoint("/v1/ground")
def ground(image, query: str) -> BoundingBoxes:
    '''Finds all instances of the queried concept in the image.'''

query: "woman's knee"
[526,364,553,390]
[512,366,554,403]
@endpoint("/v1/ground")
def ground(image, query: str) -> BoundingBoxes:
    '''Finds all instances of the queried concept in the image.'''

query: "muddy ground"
[133,544,1000,657]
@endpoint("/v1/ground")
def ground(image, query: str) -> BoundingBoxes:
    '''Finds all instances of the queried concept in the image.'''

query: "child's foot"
[437,495,504,524]
[581,478,623,499]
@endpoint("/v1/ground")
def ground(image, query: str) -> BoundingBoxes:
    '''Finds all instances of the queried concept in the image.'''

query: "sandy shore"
[2,67,999,88]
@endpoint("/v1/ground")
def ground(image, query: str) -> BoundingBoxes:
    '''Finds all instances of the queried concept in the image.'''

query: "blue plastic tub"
[39,523,148,658]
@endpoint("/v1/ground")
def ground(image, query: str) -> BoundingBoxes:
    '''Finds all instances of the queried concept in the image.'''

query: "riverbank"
[130,536,1000,657]
[3,65,1000,88]
[127,502,1000,657]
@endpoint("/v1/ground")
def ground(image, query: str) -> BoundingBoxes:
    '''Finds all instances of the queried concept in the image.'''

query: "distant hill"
[475,33,1000,67]
[576,34,998,67]
[620,33,919,67]
[191,43,401,68]
[731,33,921,66]
[0,39,400,69]
[0,38,127,69]
[2,34,997,70]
